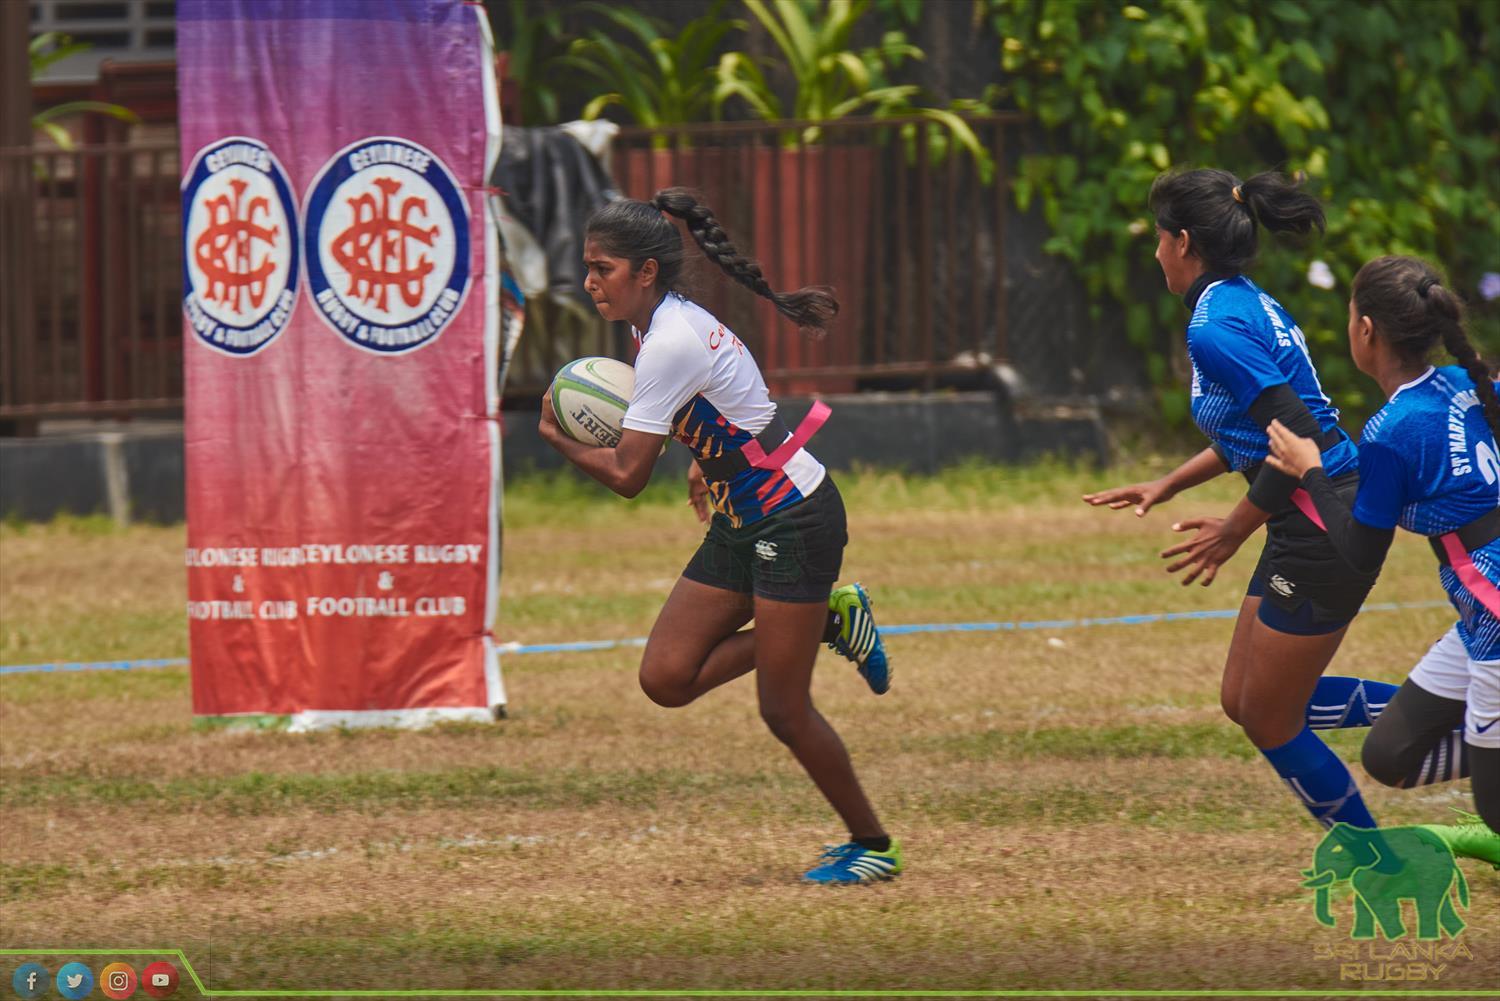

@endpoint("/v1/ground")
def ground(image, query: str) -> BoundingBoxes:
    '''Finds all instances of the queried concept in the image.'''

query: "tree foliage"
[981,0,1500,421]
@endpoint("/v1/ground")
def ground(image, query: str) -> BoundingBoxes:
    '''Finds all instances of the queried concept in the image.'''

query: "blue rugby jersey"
[1353,365,1500,659]
[1186,276,1358,478]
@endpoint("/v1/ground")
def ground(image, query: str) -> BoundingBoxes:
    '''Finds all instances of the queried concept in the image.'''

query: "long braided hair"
[584,188,838,336]
[1352,255,1500,438]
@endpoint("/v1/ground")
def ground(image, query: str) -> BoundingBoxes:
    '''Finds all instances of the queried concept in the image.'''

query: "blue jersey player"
[1268,255,1500,847]
[1087,169,1395,834]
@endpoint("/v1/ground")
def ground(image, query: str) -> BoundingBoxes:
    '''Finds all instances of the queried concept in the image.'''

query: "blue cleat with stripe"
[827,582,890,694]
[803,840,903,884]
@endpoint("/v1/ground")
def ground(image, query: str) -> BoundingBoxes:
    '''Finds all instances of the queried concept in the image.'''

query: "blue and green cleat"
[802,840,903,884]
[827,582,890,694]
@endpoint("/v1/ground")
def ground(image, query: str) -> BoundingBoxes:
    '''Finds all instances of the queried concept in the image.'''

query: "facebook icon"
[11,963,48,1000]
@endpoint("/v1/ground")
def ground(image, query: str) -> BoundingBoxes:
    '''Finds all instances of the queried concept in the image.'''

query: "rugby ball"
[550,356,635,448]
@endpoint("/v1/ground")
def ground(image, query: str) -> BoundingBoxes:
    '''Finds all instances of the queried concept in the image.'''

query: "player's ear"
[636,257,659,287]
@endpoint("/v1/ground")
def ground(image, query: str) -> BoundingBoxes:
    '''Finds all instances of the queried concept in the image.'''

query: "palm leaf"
[826,84,917,119]
[35,121,74,150]
[29,33,91,74]
[714,53,782,120]
[743,1,804,78]
[913,107,995,180]
[580,93,626,121]
[819,0,867,53]
[773,0,820,72]
[32,100,141,125]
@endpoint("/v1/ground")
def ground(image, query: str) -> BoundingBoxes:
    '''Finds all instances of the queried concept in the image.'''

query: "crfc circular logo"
[303,137,470,354]
[181,137,299,356]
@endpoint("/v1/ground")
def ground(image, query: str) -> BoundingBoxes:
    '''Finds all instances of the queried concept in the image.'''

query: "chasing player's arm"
[1190,383,1328,540]
[1159,320,1328,582]
[539,395,666,499]
[1265,419,1396,577]
[1082,446,1227,516]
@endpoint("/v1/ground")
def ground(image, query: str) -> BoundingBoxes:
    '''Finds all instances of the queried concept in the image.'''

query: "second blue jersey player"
[1268,255,1500,842]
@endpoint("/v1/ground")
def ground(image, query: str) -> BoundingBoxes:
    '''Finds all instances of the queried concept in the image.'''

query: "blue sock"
[1306,676,1399,729]
[1261,725,1377,829]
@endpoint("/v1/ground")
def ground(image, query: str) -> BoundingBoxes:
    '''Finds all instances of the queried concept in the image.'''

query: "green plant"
[492,0,577,125]
[981,0,1500,423]
[716,0,919,123]
[563,1,743,143]
[715,0,991,177]
[29,33,139,148]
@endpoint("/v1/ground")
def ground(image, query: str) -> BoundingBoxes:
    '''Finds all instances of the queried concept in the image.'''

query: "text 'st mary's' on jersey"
[621,294,825,527]
[1187,276,1357,477]
[1354,365,1500,659]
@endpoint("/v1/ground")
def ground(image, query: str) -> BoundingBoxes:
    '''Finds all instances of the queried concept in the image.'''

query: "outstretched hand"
[1265,419,1323,480]
[1159,515,1247,587]
[1083,478,1176,517]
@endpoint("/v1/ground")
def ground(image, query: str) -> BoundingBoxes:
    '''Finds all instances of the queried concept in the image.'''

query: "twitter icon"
[57,962,94,999]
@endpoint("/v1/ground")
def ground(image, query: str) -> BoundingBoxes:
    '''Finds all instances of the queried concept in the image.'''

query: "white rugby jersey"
[622,293,825,526]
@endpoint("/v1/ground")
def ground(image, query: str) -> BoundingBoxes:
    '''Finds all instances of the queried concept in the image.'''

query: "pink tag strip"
[1440,532,1500,619]
[739,400,831,471]
[1291,487,1328,531]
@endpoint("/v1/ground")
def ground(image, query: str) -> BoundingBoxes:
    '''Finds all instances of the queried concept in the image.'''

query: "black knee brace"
[1362,680,1467,787]
[1472,745,1500,831]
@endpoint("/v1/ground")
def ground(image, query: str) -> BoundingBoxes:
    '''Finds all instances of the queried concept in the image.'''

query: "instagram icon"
[100,962,138,999]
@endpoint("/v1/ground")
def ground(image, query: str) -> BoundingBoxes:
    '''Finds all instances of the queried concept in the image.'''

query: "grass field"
[1,462,1494,997]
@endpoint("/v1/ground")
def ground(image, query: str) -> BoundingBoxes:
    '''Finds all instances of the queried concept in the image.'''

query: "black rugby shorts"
[681,476,847,603]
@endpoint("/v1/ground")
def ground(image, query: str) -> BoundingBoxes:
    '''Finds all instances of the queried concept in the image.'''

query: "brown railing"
[0,141,182,420]
[506,113,1022,398]
[0,114,1020,420]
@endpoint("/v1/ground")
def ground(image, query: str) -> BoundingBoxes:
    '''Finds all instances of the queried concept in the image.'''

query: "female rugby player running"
[538,188,898,884]
[1267,256,1500,852]
[1085,169,1391,831]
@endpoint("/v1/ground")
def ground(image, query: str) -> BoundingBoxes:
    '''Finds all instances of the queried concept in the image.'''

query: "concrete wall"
[1,393,1107,523]
[1,428,184,524]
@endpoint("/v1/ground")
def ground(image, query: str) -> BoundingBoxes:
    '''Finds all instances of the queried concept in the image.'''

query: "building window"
[30,0,176,81]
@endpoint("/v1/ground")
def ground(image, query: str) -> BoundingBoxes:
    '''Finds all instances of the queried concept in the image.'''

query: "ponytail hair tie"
[1231,185,1245,204]
[1418,277,1438,297]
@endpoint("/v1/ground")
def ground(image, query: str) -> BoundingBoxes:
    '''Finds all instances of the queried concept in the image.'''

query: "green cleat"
[827,582,890,694]
[1420,810,1500,868]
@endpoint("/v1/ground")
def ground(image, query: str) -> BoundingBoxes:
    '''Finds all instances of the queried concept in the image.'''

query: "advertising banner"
[178,0,505,727]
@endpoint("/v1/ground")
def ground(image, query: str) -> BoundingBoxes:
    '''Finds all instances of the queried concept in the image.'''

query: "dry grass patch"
[1,466,1489,993]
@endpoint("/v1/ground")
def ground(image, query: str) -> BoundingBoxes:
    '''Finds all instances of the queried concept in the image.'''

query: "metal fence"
[0,140,181,421]
[506,113,1023,398]
[0,114,1022,420]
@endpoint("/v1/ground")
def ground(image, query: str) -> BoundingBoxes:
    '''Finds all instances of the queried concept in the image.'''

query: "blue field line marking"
[0,657,190,676]
[0,601,1451,675]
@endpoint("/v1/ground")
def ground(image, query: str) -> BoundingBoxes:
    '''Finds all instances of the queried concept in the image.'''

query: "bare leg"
[1234,618,1351,748]
[1219,595,1261,725]
[753,593,885,840]
[637,577,757,708]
